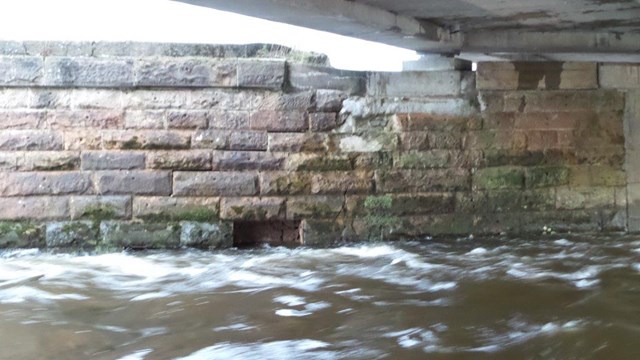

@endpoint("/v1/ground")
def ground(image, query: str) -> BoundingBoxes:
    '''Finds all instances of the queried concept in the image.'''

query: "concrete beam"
[175,0,461,52]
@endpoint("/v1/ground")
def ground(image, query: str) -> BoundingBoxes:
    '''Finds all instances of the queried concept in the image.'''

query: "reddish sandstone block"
[0,172,93,196]
[146,150,212,171]
[310,171,373,194]
[173,171,258,196]
[95,171,171,195]
[249,111,308,132]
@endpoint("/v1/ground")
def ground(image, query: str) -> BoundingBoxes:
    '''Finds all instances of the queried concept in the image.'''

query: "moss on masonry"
[138,208,220,223]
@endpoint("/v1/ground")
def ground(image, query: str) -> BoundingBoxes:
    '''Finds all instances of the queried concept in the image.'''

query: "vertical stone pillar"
[625,90,640,231]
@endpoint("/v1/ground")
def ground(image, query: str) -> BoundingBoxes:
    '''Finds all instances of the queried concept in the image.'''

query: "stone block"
[525,167,570,188]
[309,112,339,132]
[350,193,455,216]
[0,110,46,129]
[81,151,145,170]
[208,110,251,129]
[135,58,237,87]
[287,195,345,219]
[147,150,212,170]
[173,172,258,196]
[289,64,365,95]
[315,90,347,112]
[367,71,461,97]
[191,130,267,151]
[124,110,165,129]
[167,110,208,129]
[393,150,456,169]
[268,133,328,152]
[0,172,92,196]
[599,64,640,89]
[237,59,285,89]
[285,153,353,172]
[258,91,315,111]
[0,222,44,248]
[64,130,102,150]
[20,151,80,171]
[457,189,555,213]
[504,90,625,113]
[180,221,233,249]
[45,221,98,248]
[133,197,219,222]
[95,171,171,195]
[259,172,312,195]
[100,221,180,249]
[0,197,69,220]
[569,166,626,186]
[70,196,132,220]
[47,110,123,129]
[399,132,430,151]
[0,56,43,86]
[44,57,134,87]
[476,62,597,90]
[249,111,308,132]
[473,166,525,190]
[394,113,475,132]
[376,169,471,193]
[102,130,190,150]
[300,219,346,247]
[211,151,285,171]
[69,89,123,109]
[335,133,398,153]
[0,130,64,151]
[311,171,373,194]
[220,197,286,220]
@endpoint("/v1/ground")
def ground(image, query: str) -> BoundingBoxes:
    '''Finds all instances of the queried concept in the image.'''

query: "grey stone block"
[135,58,237,87]
[44,57,134,87]
[0,56,43,86]
[95,171,172,195]
[289,64,365,95]
[81,151,145,170]
[180,221,233,249]
[237,59,285,89]
[69,196,132,220]
[0,197,70,220]
[100,221,180,249]
[45,221,98,248]
[0,130,64,151]
[0,172,93,196]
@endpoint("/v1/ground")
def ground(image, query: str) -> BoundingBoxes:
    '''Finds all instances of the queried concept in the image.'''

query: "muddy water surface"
[1,234,639,359]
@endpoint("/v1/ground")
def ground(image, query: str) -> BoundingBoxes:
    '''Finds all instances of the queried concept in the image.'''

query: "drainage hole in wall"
[233,220,302,248]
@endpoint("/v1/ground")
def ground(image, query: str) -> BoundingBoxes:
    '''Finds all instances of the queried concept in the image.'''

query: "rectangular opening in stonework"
[233,220,302,248]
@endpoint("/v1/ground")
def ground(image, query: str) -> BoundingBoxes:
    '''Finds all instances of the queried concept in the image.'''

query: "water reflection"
[0,234,639,359]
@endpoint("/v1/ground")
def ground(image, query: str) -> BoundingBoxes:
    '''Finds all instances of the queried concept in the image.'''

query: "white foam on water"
[130,292,173,302]
[0,286,88,304]
[275,309,313,317]
[173,340,332,360]
[213,323,256,332]
[116,349,153,360]
[554,239,573,246]
[467,247,488,255]
[274,295,306,307]
[332,245,398,258]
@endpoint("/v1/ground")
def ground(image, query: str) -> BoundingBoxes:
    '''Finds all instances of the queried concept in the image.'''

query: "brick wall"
[0,42,630,249]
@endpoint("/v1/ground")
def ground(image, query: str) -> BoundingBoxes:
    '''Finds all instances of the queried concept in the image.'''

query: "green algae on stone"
[474,166,525,190]
[138,208,220,223]
[46,221,99,248]
[0,222,44,248]
[100,221,181,250]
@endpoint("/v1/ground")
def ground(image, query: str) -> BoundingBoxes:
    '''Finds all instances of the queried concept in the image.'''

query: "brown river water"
[0,234,639,359]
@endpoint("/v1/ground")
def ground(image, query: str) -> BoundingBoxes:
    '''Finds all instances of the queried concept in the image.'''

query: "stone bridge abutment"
[0,41,636,249]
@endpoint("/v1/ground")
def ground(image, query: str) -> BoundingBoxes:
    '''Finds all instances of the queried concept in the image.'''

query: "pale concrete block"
[477,62,597,90]
[599,64,640,89]
[367,71,462,97]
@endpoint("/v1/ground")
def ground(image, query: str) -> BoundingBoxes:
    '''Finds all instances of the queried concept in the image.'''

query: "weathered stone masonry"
[0,41,634,249]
